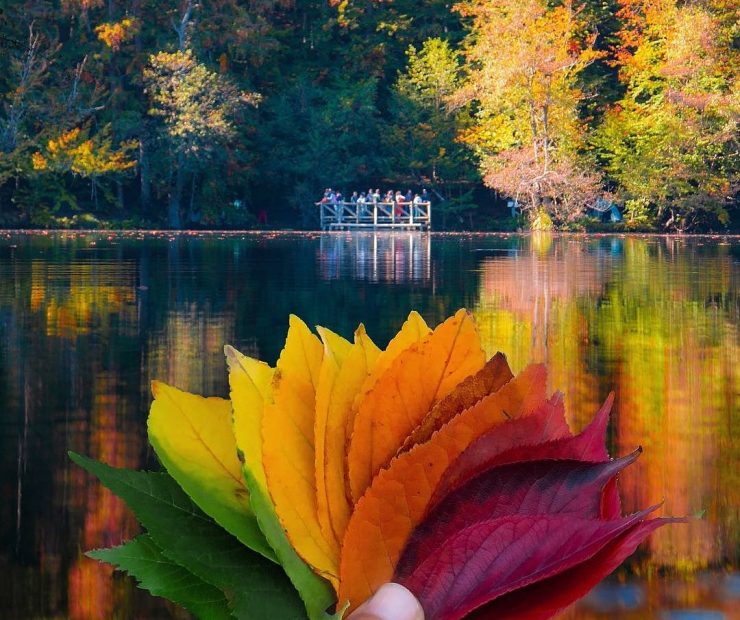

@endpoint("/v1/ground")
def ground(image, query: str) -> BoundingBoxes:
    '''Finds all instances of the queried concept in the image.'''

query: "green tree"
[387,38,480,228]
[254,75,386,227]
[144,48,258,228]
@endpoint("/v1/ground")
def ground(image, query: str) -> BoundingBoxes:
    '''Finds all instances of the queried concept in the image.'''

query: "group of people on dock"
[317,187,431,214]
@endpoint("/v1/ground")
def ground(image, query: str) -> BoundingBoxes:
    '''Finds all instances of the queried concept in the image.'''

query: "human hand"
[347,583,425,620]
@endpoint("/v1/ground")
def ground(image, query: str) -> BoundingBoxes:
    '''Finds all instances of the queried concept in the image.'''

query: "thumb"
[348,583,425,620]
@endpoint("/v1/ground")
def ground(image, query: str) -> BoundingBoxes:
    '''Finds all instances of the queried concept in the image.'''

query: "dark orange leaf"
[338,364,548,611]
[400,352,514,453]
[347,309,486,503]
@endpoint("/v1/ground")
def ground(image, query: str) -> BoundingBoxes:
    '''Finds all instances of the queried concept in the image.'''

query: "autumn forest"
[0,0,737,231]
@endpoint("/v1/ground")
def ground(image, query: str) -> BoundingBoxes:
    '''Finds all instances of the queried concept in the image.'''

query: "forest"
[0,0,737,232]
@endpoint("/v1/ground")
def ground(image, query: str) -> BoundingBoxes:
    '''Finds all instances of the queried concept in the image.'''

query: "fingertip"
[349,583,424,620]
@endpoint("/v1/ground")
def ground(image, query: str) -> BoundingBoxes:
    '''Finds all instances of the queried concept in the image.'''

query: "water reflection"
[0,231,737,618]
[318,232,432,282]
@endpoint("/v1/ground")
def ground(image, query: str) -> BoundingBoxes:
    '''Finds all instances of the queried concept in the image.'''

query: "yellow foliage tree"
[32,127,137,207]
[453,0,603,223]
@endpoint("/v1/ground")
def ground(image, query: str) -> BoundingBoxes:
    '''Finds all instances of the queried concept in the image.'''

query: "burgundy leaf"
[398,508,659,620]
[395,451,641,582]
[472,395,624,520]
[466,517,678,620]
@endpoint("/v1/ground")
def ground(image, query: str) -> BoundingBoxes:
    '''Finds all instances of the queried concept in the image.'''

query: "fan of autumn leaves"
[132,311,673,619]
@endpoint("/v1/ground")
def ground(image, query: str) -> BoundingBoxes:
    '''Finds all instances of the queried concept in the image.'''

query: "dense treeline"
[0,0,737,231]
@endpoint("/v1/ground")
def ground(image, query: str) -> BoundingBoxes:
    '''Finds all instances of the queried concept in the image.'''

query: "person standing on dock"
[358,192,367,215]
[413,193,422,218]
[395,190,405,216]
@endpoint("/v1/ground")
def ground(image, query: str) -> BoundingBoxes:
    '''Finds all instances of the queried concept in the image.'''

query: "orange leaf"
[399,352,513,453]
[338,364,548,611]
[315,325,381,549]
[347,309,486,502]
[262,315,339,585]
[360,310,430,394]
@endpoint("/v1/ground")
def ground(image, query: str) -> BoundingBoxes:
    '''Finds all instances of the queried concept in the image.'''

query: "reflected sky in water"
[0,231,737,618]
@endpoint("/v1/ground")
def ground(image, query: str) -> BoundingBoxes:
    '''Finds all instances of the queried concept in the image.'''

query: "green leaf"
[89,534,233,620]
[70,452,307,620]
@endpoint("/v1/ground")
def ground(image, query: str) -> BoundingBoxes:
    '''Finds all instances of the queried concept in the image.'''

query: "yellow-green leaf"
[225,346,274,491]
[147,381,274,561]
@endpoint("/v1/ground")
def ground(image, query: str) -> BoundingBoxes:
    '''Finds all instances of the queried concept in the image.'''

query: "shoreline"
[1,228,739,239]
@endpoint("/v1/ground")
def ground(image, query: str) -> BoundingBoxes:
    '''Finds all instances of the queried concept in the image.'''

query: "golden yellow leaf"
[262,315,339,585]
[315,326,354,546]
[148,381,273,559]
[338,364,548,610]
[347,309,486,502]
[315,325,381,548]
[360,310,430,395]
[228,344,338,615]
[225,346,274,490]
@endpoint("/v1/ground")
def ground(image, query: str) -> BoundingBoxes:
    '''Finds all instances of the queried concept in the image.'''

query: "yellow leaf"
[347,309,486,502]
[148,381,274,560]
[315,325,381,548]
[262,315,339,585]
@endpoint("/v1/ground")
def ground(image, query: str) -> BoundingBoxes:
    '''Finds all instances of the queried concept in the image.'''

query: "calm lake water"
[0,231,737,619]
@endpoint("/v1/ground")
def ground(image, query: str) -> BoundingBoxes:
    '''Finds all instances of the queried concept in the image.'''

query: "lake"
[0,231,737,619]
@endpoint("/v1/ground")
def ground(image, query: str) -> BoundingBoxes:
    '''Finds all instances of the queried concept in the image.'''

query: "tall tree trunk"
[169,152,184,229]
[139,140,151,212]
[187,172,197,223]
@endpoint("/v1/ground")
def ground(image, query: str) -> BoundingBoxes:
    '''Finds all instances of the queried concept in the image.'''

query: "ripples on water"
[0,231,737,619]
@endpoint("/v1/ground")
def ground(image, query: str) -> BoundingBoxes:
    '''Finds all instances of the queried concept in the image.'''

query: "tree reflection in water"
[475,234,738,617]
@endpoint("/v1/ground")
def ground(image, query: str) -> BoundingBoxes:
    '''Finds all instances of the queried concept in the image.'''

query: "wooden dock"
[318,201,431,231]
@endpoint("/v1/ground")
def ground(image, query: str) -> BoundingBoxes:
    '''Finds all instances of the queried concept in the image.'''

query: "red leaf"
[429,395,572,507]
[397,508,660,620]
[486,394,615,468]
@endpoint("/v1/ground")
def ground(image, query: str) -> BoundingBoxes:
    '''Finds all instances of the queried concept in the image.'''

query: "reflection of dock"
[318,201,431,231]
[319,232,431,282]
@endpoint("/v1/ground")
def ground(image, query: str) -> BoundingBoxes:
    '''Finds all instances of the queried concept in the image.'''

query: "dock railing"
[317,200,431,231]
